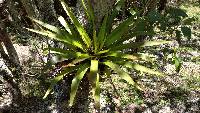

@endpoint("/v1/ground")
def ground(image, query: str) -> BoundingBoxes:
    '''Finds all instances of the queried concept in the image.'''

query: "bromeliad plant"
[27,0,170,109]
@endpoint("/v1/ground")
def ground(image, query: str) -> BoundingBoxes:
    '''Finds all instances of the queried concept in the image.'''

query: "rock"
[1,44,31,65]
[158,106,171,113]
[0,0,4,4]
[13,44,31,65]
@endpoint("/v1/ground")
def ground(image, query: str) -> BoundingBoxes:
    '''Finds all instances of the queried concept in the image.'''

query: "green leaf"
[122,62,163,76]
[80,0,96,52]
[81,0,95,22]
[181,26,191,40]
[106,52,153,62]
[115,0,125,11]
[26,28,85,51]
[67,57,91,67]
[182,17,195,25]
[147,10,162,23]
[97,14,108,51]
[105,0,126,34]
[43,47,89,58]
[88,60,99,108]
[115,31,155,46]
[87,0,95,21]
[104,16,135,47]
[167,7,188,18]
[106,9,118,34]
[106,52,141,61]
[96,49,110,55]
[88,60,99,82]
[92,23,98,53]
[94,73,100,109]
[43,66,78,99]
[60,0,91,48]
[173,56,182,72]
[30,18,79,43]
[111,40,171,51]
[176,30,182,43]
[103,61,135,85]
[58,16,72,34]
[29,17,62,33]
[69,63,89,106]
[26,28,63,41]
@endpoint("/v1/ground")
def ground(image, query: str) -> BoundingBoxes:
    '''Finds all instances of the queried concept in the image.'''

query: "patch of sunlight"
[180,5,200,19]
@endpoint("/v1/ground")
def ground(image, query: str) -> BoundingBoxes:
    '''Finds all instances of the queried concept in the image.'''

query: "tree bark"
[91,0,115,28]
[0,29,20,67]
[0,59,22,112]
[0,42,10,62]
[75,0,115,29]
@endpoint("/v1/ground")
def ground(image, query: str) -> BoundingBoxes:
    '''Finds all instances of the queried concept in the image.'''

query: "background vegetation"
[0,0,199,113]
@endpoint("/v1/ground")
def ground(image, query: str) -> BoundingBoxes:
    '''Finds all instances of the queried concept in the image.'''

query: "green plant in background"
[172,49,182,73]
[146,7,193,42]
[27,0,170,110]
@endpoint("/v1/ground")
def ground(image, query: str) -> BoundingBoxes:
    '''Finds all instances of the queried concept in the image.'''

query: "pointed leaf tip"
[69,63,89,106]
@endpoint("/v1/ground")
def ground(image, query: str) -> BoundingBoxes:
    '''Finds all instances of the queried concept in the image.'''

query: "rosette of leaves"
[27,0,170,109]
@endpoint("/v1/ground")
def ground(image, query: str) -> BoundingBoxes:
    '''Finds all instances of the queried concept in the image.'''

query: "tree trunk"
[0,59,22,112]
[91,0,115,28]
[0,42,10,62]
[75,0,115,28]
[0,29,20,67]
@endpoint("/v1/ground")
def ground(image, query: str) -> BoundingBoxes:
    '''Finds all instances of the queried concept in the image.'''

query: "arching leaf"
[69,63,89,106]
[43,66,79,99]
[94,73,100,109]
[43,47,89,58]
[60,0,91,48]
[122,62,163,76]
[103,61,135,85]
[113,31,155,46]
[29,17,62,33]
[106,52,141,61]
[58,16,72,34]
[104,16,135,47]
[97,14,108,51]
[110,40,171,51]
[106,52,153,62]
[88,60,99,108]
[81,0,95,22]
[26,28,86,51]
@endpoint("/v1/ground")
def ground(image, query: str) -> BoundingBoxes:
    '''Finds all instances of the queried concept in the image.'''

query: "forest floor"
[1,35,199,113]
[0,2,200,113]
